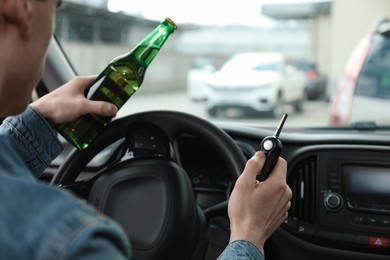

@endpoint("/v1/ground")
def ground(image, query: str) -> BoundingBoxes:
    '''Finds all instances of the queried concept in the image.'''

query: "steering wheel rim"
[52,110,246,185]
[52,110,247,259]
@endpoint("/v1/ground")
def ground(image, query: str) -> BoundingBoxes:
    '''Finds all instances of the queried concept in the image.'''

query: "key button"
[263,140,274,150]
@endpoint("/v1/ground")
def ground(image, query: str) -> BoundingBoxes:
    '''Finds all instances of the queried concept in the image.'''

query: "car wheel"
[269,92,285,118]
[207,107,219,117]
[294,100,304,113]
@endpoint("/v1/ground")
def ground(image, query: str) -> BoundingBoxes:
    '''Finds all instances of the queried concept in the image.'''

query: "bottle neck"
[142,27,173,47]
[111,20,176,67]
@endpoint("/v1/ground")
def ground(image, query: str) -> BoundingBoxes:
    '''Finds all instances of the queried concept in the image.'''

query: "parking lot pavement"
[117,92,331,127]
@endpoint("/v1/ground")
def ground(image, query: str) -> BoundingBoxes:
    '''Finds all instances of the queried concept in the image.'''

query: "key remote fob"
[257,113,288,182]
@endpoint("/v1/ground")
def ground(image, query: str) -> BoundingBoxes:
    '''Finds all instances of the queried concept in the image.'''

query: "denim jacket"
[0,106,130,260]
[0,106,263,260]
[218,240,264,260]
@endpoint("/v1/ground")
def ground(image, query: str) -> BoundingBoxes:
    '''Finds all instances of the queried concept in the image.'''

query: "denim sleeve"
[41,190,131,260]
[0,174,131,260]
[217,240,264,260]
[0,106,63,178]
[63,214,131,260]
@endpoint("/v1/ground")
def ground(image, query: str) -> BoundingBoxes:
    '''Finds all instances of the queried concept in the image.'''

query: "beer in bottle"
[57,18,177,150]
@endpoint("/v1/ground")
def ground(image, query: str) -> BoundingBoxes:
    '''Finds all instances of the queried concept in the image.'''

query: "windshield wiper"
[350,121,378,130]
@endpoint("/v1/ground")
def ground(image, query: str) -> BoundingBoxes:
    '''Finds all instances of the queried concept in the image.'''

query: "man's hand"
[31,76,118,125]
[227,151,292,255]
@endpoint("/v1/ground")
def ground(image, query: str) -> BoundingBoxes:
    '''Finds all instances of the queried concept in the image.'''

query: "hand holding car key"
[257,113,288,182]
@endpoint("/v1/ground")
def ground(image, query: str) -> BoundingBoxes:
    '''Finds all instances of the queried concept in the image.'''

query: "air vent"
[288,155,318,223]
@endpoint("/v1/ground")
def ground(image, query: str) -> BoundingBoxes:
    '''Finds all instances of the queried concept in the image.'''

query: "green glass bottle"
[57,18,177,150]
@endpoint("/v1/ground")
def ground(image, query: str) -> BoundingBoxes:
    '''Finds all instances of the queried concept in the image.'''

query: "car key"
[257,113,288,182]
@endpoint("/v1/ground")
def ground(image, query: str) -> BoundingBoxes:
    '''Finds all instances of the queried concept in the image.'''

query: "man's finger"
[239,151,266,185]
[84,100,118,116]
[77,75,97,92]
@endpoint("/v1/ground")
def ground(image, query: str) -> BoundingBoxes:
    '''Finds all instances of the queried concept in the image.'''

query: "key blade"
[273,113,288,137]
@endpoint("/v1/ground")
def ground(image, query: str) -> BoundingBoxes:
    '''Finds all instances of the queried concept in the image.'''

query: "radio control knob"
[324,193,343,211]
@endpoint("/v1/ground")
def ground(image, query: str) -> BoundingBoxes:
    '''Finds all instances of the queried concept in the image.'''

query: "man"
[0,0,292,259]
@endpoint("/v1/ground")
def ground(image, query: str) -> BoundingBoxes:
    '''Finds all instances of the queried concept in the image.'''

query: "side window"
[355,36,390,99]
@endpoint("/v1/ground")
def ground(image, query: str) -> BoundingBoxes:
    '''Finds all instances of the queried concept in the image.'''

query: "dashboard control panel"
[285,146,390,254]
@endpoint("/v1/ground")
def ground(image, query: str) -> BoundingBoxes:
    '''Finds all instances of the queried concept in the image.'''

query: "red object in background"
[306,70,318,80]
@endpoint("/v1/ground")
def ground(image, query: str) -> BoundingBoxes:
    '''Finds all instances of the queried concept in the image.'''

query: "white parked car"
[205,52,307,117]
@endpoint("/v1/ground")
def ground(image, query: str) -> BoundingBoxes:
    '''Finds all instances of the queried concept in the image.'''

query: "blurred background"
[54,0,390,127]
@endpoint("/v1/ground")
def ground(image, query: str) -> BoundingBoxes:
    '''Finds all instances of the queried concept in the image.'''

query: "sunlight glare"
[107,0,273,27]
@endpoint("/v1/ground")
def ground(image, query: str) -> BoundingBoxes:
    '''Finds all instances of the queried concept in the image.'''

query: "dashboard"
[44,121,390,260]
[178,136,232,211]
[220,124,390,260]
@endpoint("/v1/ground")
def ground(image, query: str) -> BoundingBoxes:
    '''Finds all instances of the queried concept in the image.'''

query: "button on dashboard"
[366,216,378,225]
[369,236,388,248]
[352,215,365,224]
[380,216,390,226]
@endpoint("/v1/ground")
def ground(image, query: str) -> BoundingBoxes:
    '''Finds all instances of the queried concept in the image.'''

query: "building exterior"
[262,0,390,97]
[57,0,390,97]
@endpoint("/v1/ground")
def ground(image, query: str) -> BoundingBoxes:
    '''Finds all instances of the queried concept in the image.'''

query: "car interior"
[31,1,390,260]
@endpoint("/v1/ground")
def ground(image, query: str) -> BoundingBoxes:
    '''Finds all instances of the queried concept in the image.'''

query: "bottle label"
[86,76,105,99]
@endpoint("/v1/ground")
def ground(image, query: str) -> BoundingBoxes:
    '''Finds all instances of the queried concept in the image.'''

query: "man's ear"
[1,0,32,38]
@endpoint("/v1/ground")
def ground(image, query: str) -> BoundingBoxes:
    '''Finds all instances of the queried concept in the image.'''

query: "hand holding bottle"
[57,18,177,150]
[31,76,118,126]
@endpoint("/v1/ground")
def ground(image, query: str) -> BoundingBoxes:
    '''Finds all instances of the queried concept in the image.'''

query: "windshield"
[54,0,390,128]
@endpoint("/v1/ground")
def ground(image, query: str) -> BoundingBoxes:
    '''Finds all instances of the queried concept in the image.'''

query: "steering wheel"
[51,110,247,260]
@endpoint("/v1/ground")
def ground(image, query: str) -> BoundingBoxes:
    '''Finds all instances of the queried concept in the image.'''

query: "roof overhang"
[262,0,332,20]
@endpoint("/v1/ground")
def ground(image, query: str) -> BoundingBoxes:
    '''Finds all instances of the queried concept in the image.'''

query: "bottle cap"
[165,17,178,30]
